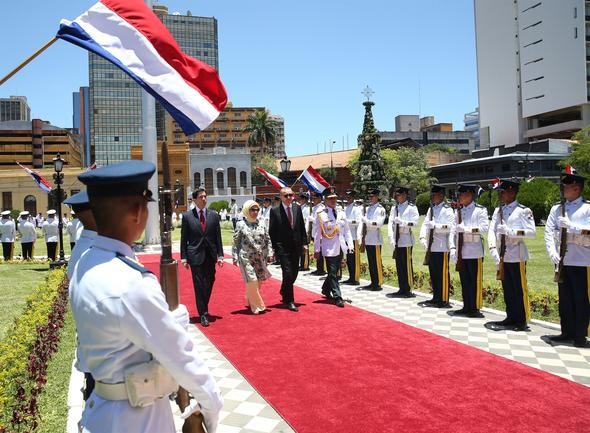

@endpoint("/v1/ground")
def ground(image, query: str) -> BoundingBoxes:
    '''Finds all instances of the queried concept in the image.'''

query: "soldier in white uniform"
[66,209,84,250]
[486,179,536,332]
[229,198,239,230]
[0,210,16,261]
[298,192,312,271]
[342,190,363,285]
[42,209,60,261]
[260,197,272,229]
[357,189,387,291]
[17,211,36,260]
[309,192,326,276]
[387,186,420,298]
[314,187,353,307]
[544,170,590,348]
[450,184,489,318]
[418,185,455,308]
[70,161,222,433]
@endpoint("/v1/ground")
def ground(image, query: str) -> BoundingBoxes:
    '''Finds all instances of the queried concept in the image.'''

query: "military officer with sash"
[0,210,16,261]
[450,183,489,318]
[309,192,326,276]
[342,190,363,285]
[387,186,419,298]
[314,187,354,307]
[357,189,386,291]
[544,170,590,348]
[418,185,455,308]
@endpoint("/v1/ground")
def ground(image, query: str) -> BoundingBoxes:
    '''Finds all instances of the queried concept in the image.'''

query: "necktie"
[286,206,293,228]
[332,208,337,219]
[199,209,206,231]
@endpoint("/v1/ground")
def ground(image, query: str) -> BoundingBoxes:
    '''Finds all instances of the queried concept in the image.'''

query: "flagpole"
[0,37,58,87]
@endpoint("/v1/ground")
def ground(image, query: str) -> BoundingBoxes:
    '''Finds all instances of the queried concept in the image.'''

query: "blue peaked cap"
[64,190,89,206]
[78,161,156,201]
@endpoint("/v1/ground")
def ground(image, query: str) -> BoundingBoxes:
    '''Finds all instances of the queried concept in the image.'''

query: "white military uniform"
[454,202,489,259]
[488,201,536,263]
[0,217,16,242]
[67,229,97,279]
[301,203,312,234]
[66,217,84,244]
[359,202,386,245]
[545,197,590,267]
[387,201,419,248]
[310,202,325,239]
[70,235,222,433]
[345,201,363,241]
[17,217,37,243]
[314,207,353,257]
[42,217,59,242]
[259,204,271,229]
[419,202,455,252]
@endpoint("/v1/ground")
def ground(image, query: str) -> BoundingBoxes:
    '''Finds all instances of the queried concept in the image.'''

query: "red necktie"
[199,210,206,231]
[286,206,293,228]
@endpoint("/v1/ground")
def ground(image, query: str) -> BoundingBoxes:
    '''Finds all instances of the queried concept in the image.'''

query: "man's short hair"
[192,187,206,199]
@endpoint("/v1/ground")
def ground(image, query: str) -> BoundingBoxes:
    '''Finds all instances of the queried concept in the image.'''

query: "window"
[228,167,237,190]
[193,172,201,188]
[204,168,213,194]
[2,192,12,210]
[240,171,247,188]
[217,171,224,189]
[502,164,511,172]
[24,195,37,215]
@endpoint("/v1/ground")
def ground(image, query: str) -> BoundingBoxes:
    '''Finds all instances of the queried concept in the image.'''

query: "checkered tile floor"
[68,245,590,433]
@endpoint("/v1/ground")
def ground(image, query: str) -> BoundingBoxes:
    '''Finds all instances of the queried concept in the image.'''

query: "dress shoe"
[436,302,452,309]
[356,284,375,291]
[335,299,345,308]
[573,338,588,348]
[200,315,210,327]
[369,286,383,292]
[511,323,529,332]
[285,302,299,312]
[466,310,484,318]
[386,291,413,298]
[548,334,573,342]
[310,270,326,276]
[449,308,468,317]
[343,280,360,285]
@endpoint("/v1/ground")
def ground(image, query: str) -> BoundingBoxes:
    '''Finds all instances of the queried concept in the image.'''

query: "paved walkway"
[68,245,590,433]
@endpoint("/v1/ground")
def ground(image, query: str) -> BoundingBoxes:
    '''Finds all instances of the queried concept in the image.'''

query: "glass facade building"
[0,96,31,122]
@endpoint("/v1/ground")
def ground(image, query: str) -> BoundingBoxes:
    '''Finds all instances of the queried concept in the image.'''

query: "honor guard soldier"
[17,211,36,260]
[486,179,535,331]
[357,189,387,291]
[42,209,60,261]
[387,186,419,298]
[298,192,312,271]
[66,209,84,251]
[260,197,272,229]
[450,183,489,318]
[64,190,98,280]
[544,169,590,348]
[70,161,222,433]
[418,185,455,308]
[0,210,16,261]
[309,191,326,276]
[314,187,354,307]
[342,190,363,285]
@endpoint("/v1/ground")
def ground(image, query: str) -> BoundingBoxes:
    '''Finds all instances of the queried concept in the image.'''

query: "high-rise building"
[0,96,31,122]
[475,0,590,148]
[464,107,480,149]
[88,4,219,165]
[73,87,91,165]
[268,114,285,157]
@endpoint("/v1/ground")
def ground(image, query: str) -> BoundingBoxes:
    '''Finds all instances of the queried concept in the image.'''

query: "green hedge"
[0,269,68,432]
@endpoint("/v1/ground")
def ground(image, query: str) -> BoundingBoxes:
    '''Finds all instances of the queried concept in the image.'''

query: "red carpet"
[141,254,590,433]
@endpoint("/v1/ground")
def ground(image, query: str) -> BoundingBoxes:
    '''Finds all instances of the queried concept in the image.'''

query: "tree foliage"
[423,143,457,154]
[251,153,279,185]
[243,109,278,155]
[563,127,590,196]
[517,178,560,224]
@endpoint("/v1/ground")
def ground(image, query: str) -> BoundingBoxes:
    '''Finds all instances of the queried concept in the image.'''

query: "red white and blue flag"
[16,162,52,193]
[298,165,330,194]
[256,167,287,190]
[491,177,501,189]
[56,0,227,135]
[564,165,577,174]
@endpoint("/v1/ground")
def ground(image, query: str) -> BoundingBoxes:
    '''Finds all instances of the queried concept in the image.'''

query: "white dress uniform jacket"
[69,235,222,433]
[488,201,536,263]
[66,218,84,243]
[387,201,420,248]
[359,203,386,245]
[17,218,36,243]
[0,219,16,242]
[454,202,489,259]
[301,203,312,236]
[311,202,325,238]
[345,202,363,241]
[259,205,271,229]
[314,207,354,257]
[67,228,97,279]
[419,202,455,252]
[42,217,59,242]
[544,197,590,267]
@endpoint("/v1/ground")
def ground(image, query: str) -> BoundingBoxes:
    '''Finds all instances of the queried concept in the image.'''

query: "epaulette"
[116,252,153,275]
[442,203,450,208]
[517,204,527,209]
[475,203,484,208]
[584,199,590,204]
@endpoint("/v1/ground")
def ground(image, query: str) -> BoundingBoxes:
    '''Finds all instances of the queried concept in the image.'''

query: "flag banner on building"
[56,0,227,135]
[297,165,330,194]
[16,162,52,193]
[256,167,287,190]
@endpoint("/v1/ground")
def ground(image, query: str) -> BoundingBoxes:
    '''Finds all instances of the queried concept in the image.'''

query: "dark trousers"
[322,255,342,300]
[2,242,13,261]
[429,252,450,302]
[70,242,76,250]
[300,245,310,270]
[502,262,530,325]
[558,266,590,341]
[394,246,414,293]
[47,242,57,261]
[346,240,361,282]
[459,257,483,311]
[232,218,237,230]
[83,373,95,401]
[365,245,384,288]
[189,254,216,317]
[278,250,300,303]
[21,242,33,260]
[316,251,325,273]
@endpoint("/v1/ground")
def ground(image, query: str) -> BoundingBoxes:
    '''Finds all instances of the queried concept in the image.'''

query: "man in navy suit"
[181,188,224,327]
[269,187,308,311]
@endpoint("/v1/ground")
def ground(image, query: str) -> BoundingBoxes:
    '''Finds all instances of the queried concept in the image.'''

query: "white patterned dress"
[232,219,273,282]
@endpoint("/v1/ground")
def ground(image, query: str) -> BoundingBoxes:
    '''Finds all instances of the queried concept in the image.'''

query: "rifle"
[455,194,464,272]
[423,197,435,266]
[158,141,206,433]
[359,203,367,253]
[496,195,506,281]
[392,203,400,259]
[554,184,567,283]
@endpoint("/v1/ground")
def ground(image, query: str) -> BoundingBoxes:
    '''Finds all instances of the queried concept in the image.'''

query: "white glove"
[496,224,508,235]
[394,216,403,225]
[179,401,220,433]
[557,216,571,230]
[420,238,428,249]
[489,248,500,265]
[449,248,457,264]
[455,223,466,233]
[171,304,189,330]
[425,220,436,229]
[549,251,561,266]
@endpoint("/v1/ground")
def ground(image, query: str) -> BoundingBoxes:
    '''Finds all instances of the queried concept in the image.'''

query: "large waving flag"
[56,0,227,135]
[16,162,52,193]
[298,166,330,194]
[256,167,287,190]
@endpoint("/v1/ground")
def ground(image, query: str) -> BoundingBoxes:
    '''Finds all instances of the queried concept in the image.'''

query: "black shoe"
[343,280,360,285]
[285,302,299,312]
[511,323,529,332]
[548,334,573,342]
[200,315,209,327]
[335,299,345,308]
[369,286,383,292]
[485,321,512,331]
[310,270,325,276]
[386,291,413,298]
[356,284,375,291]
[466,310,484,318]
[449,308,468,317]
[436,302,452,309]
[573,339,589,348]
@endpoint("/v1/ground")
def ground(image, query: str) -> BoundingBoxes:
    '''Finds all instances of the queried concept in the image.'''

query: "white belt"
[94,381,128,401]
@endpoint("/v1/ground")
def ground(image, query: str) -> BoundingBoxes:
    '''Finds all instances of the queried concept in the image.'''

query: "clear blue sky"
[0,0,478,157]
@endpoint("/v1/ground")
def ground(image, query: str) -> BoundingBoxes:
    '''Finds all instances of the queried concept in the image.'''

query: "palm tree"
[243,109,278,155]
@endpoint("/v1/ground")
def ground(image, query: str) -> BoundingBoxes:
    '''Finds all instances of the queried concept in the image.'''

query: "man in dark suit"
[269,187,308,311]
[180,188,224,327]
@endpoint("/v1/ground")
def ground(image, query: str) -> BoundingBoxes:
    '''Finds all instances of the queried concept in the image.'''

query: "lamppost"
[51,153,67,268]
[280,155,291,173]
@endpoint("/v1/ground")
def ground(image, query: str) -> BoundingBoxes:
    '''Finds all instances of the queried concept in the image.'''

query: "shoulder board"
[116,253,153,275]
[517,204,526,209]
[474,204,484,208]
[552,201,560,206]
[584,200,590,204]
[408,202,417,207]
[442,204,450,208]
[319,209,327,214]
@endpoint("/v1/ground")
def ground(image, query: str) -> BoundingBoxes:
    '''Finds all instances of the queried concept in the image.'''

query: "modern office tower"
[475,0,590,148]
[0,96,31,122]
[73,87,91,165]
[268,114,285,157]
[88,4,219,164]
[464,107,480,149]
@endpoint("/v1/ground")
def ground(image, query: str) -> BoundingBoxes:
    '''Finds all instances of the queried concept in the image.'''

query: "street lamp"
[51,153,67,268]
[280,155,291,173]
